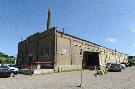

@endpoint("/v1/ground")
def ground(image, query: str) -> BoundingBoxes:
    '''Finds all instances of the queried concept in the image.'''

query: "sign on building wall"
[62,50,67,54]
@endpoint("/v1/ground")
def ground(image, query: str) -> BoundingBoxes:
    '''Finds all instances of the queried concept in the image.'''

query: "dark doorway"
[83,52,100,69]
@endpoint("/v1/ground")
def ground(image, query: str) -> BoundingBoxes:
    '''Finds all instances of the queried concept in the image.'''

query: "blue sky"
[0,0,135,56]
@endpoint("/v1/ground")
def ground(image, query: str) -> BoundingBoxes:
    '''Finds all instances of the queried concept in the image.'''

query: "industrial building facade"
[17,9,128,72]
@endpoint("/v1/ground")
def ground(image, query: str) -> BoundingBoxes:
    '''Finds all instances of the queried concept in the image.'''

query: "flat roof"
[19,27,128,55]
[56,29,128,55]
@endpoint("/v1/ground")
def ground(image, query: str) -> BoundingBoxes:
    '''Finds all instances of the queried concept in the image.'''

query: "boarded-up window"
[40,46,43,56]
[80,49,83,56]
[45,45,49,55]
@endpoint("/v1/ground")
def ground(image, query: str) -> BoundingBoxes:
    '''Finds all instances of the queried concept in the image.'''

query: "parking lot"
[0,67,135,89]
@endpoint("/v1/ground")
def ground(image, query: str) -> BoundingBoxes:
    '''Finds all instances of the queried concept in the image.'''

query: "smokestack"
[62,28,65,33]
[47,8,51,30]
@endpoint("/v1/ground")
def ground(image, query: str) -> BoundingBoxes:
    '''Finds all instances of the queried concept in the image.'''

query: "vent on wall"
[74,44,78,46]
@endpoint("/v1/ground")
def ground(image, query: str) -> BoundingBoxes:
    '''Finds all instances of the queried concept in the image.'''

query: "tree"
[0,52,16,64]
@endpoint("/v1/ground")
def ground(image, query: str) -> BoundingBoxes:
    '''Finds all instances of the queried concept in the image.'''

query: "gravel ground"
[0,66,135,89]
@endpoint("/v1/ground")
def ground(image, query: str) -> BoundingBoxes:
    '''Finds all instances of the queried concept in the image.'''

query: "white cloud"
[106,37,117,43]
[129,25,135,32]
[133,44,135,47]
[131,29,135,32]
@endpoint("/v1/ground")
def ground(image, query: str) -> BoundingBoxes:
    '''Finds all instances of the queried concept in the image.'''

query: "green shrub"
[99,66,108,74]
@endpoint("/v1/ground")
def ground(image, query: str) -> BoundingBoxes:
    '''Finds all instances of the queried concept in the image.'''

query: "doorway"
[83,51,100,69]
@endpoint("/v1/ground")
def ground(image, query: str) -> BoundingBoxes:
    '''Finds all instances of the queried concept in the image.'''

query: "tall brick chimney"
[47,8,51,30]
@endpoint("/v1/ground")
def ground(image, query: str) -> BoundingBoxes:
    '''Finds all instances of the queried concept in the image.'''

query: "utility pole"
[79,61,84,88]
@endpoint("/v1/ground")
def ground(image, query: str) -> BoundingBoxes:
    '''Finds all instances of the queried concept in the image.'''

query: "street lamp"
[79,57,84,88]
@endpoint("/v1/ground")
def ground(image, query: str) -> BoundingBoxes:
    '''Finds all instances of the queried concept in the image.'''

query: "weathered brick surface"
[55,31,128,71]
[17,28,128,72]
[17,28,55,68]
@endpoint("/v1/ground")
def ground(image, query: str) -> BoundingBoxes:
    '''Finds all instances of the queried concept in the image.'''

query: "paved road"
[0,67,135,89]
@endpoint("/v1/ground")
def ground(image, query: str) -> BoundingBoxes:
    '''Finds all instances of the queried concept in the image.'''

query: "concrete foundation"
[19,69,54,75]
[54,65,82,72]
[34,69,54,74]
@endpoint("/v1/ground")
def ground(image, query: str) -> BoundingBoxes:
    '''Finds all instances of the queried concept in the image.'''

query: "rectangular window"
[80,49,83,56]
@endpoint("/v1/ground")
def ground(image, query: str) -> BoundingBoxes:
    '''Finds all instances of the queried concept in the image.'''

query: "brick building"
[17,9,128,72]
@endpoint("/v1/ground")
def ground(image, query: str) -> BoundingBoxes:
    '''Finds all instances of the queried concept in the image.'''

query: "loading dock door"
[83,52,100,68]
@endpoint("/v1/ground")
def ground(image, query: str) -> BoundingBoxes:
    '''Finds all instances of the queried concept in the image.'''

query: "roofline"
[18,27,128,55]
[56,29,127,55]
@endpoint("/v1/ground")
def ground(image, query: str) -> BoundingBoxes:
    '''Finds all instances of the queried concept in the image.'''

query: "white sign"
[62,50,67,54]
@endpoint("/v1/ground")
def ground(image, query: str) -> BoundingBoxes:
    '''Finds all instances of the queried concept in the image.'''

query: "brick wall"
[17,28,128,71]
[17,27,56,68]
